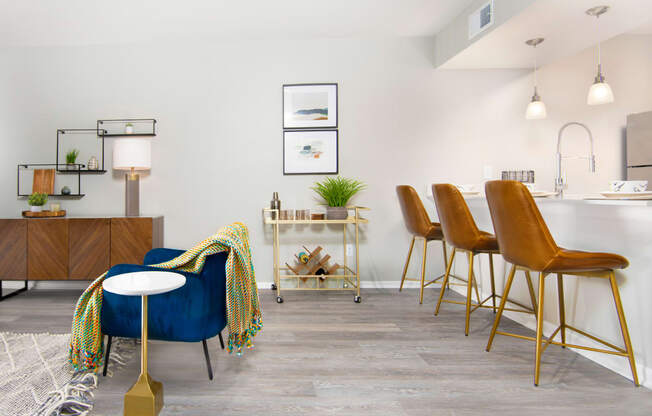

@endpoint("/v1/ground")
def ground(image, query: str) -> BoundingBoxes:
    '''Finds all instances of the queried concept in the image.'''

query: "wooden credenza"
[0,216,163,281]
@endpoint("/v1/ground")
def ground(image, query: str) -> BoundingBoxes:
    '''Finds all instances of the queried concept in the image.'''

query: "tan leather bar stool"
[484,180,638,387]
[396,185,451,304]
[432,184,537,336]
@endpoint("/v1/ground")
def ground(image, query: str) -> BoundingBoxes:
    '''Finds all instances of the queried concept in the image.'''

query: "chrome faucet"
[555,122,596,198]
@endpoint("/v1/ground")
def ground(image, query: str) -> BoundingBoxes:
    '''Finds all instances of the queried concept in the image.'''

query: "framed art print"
[283,83,338,129]
[283,130,338,175]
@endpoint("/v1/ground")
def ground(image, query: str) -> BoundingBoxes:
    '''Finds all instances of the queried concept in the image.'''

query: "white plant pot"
[30,206,42,212]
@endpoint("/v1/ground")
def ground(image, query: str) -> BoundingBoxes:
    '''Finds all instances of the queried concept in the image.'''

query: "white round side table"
[103,271,186,416]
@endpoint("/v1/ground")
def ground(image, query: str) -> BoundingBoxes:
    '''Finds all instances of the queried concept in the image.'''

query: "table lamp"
[113,138,151,216]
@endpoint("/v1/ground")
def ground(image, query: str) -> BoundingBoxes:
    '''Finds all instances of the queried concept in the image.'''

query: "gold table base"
[125,373,163,415]
[124,295,164,416]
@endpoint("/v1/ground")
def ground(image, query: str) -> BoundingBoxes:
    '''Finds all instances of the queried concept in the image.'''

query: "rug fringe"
[33,338,134,416]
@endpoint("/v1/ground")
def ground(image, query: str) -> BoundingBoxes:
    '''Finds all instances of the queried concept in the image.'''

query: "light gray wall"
[0,34,649,285]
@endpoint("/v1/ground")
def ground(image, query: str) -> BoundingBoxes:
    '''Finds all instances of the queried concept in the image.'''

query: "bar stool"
[396,185,450,304]
[432,184,537,336]
[484,180,638,386]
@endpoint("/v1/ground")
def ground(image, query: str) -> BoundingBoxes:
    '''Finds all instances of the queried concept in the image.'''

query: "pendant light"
[586,5,614,105]
[525,37,547,120]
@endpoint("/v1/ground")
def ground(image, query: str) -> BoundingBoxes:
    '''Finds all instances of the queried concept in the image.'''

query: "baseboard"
[1,281,89,290]
[255,280,433,289]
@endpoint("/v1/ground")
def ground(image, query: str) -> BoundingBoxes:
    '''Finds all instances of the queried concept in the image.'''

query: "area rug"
[0,332,134,416]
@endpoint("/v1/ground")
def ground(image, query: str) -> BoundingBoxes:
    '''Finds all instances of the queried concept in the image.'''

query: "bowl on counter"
[609,180,648,193]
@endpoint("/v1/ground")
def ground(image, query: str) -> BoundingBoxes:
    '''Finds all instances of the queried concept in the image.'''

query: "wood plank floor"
[1,288,651,415]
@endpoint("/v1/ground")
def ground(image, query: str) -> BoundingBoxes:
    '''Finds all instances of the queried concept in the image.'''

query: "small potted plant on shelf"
[65,149,80,170]
[28,192,48,213]
[312,176,366,220]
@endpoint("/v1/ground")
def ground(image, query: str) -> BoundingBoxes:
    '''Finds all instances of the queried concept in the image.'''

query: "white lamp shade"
[113,138,151,170]
[525,100,547,120]
[587,81,614,105]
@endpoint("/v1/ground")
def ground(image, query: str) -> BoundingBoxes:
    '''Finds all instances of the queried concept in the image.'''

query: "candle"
[50,203,60,212]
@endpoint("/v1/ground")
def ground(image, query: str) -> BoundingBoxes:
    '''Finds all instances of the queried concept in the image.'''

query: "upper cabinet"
[434,0,652,69]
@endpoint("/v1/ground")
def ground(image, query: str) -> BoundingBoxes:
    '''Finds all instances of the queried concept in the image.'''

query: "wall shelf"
[56,129,105,173]
[98,118,157,137]
[17,163,83,197]
[56,168,107,174]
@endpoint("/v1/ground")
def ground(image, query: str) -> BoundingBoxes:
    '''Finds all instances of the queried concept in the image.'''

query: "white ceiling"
[0,0,475,47]
[630,18,652,34]
[440,0,652,69]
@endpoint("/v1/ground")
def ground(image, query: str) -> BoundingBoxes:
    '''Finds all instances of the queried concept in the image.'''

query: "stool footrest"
[442,299,534,315]
[495,325,628,357]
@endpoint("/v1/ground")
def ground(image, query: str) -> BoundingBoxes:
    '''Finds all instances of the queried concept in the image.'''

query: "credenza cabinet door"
[69,218,110,280]
[27,219,69,279]
[111,217,154,266]
[0,219,27,280]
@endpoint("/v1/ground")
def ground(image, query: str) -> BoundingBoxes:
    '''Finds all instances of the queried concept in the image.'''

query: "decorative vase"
[87,156,99,170]
[270,192,281,219]
[30,206,42,213]
[61,186,71,195]
[326,206,348,220]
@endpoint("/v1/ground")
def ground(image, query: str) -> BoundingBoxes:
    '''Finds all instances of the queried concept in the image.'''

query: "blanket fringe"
[228,315,263,355]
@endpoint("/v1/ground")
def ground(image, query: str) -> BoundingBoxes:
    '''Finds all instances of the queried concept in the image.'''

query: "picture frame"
[283,83,338,129]
[283,130,338,175]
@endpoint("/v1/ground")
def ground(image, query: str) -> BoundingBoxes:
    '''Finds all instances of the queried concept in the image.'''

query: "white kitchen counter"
[428,193,652,388]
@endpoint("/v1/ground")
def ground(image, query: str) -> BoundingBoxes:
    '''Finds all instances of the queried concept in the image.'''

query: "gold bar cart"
[263,206,369,303]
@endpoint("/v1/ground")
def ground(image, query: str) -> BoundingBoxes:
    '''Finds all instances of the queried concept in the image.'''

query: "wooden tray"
[22,210,66,218]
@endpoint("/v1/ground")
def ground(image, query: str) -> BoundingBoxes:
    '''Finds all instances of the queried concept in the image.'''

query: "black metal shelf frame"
[56,128,105,173]
[17,163,84,197]
[97,118,157,137]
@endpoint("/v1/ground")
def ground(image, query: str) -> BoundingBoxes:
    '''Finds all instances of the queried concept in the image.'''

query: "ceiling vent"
[468,1,494,40]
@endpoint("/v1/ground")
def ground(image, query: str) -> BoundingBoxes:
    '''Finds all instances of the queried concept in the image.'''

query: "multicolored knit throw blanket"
[69,222,262,372]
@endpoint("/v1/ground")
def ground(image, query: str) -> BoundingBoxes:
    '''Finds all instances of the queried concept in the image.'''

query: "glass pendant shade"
[587,68,614,105]
[525,87,547,120]
[526,99,547,120]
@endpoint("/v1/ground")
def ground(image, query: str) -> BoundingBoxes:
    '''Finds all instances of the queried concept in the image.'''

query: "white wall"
[0,34,649,289]
[0,36,525,286]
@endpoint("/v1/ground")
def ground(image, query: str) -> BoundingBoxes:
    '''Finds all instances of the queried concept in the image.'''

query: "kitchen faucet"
[555,122,596,198]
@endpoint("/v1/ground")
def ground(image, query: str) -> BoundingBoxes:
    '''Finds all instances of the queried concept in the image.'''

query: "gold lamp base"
[124,372,163,416]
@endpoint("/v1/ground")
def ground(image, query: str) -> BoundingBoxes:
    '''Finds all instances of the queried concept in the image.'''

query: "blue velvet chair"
[101,248,228,380]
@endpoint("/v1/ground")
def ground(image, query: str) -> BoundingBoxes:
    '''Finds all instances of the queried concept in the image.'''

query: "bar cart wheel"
[276,296,284,304]
[354,296,361,303]
[271,283,277,290]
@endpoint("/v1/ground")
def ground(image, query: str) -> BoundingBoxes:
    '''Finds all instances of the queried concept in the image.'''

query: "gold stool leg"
[442,241,450,290]
[534,273,546,386]
[399,236,415,292]
[464,252,474,336]
[557,274,566,347]
[419,238,427,304]
[489,253,496,313]
[486,264,516,351]
[434,248,455,316]
[609,272,639,386]
[125,295,163,416]
[525,271,538,319]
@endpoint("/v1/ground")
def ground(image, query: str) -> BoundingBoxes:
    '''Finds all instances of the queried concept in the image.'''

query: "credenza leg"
[0,280,29,301]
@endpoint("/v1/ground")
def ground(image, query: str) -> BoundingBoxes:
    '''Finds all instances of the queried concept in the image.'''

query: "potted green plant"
[66,149,80,170]
[28,192,48,213]
[312,176,366,220]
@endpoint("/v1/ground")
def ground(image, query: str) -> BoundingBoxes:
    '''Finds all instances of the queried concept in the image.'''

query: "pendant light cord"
[534,48,538,86]
[596,14,601,70]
